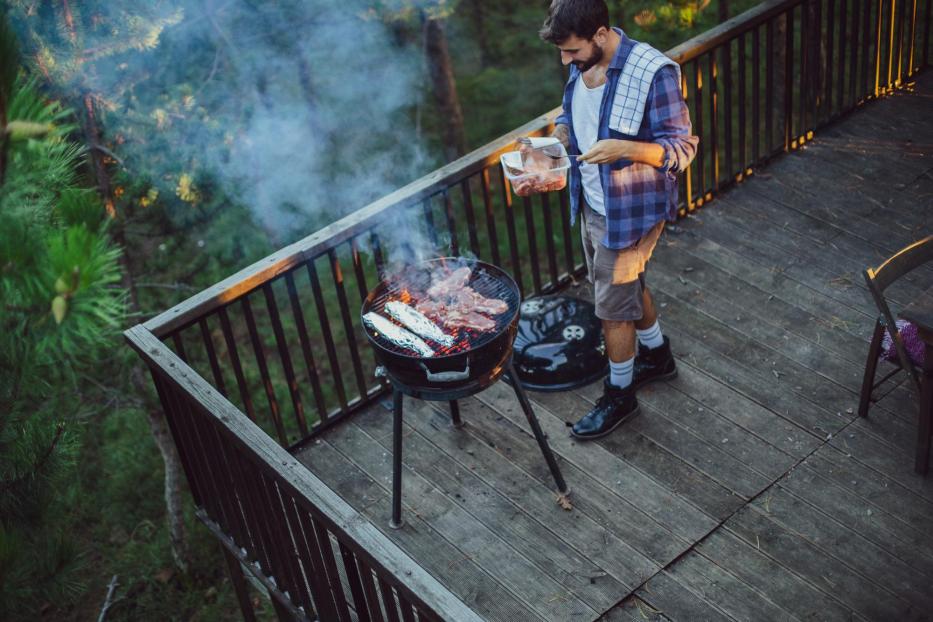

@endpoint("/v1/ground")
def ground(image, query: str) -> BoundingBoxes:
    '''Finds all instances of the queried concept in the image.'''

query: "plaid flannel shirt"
[556,29,698,250]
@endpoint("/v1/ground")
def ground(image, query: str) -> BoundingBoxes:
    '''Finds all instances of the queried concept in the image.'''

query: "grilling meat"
[426,266,472,298]
[512,151,568,196]
[446,287,509,315]
[411,267,508,333]
[512,176,567,197]
[415,299,497,332]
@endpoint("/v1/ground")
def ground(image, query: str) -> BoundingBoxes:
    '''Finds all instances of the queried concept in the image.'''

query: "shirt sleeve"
[556,108,569,128]
[647,65,698,174]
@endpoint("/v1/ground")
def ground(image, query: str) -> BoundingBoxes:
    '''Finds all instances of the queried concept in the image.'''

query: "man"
[538,0,697,439]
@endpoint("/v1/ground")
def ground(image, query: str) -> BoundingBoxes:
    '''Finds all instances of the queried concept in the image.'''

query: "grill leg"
[449,400,464,428]
[506,361,569,494]
[390,389,405,529]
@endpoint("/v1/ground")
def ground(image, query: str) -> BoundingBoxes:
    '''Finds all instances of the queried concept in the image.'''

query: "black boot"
[632,336,677,391]
[570,379,639,440]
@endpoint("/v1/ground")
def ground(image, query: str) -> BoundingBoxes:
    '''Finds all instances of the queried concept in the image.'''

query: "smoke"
[10,0,446,255]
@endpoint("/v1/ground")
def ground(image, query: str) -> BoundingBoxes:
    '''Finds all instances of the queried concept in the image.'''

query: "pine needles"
[0,14,125,619]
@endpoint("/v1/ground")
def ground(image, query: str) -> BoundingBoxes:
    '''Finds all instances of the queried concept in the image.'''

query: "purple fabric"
[555,29,698,250]
[881,319,926,366]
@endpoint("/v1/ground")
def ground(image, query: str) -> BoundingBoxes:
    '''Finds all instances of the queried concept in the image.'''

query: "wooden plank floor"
[295,70,933,621]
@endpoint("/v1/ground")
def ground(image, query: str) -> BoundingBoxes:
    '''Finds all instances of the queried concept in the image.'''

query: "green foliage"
[56,187,107,230]
[372,0,457,22]
[6,75,75,130]
[1,75,82,219]
[0,18,125,619]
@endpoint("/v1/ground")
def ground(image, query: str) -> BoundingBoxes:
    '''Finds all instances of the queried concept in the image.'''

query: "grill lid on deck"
[512,295,607,391]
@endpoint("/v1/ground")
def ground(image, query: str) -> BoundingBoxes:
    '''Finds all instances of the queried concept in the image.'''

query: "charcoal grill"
[361,257,569,528]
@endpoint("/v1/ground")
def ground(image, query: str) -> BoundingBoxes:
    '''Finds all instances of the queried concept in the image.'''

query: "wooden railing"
[126,326,483,621]
[669,0,932,208]
[127,0,931,619]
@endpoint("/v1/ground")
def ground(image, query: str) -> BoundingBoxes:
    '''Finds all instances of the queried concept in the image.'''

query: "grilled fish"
[384,301,454,347]
[363,312,435,357]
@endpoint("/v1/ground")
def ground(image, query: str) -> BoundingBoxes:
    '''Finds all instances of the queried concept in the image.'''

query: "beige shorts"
[581,206,664,321]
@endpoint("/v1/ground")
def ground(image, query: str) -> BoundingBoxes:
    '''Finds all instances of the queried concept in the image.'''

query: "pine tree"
[373,0,468,160]
[0,16,124,619]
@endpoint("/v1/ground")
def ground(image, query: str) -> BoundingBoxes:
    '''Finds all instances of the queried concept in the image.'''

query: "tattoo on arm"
[552,124,570,150]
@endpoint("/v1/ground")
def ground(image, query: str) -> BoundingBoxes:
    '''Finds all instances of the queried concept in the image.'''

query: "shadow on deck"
[294,71,933,621]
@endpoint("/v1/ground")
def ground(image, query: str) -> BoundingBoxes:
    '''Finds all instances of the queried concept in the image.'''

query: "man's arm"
[579,139,665,167]
[647,65,698,173]
[578,66,697,171]
[552,122,570,151]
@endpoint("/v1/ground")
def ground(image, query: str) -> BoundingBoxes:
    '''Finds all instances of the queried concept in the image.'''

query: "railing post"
[222,546,258,622]
[270,592,296,621]
[784,5,795,152]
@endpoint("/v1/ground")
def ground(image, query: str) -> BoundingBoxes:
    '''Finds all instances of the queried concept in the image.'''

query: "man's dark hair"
[539,0,610,44]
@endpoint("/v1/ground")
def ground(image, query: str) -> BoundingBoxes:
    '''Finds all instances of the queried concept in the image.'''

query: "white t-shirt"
[572,76,606,215]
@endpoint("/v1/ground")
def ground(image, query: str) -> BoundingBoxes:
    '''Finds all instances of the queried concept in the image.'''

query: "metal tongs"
[517,137,578,165]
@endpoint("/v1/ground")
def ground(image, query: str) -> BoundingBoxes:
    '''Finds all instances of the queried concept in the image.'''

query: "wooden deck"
[295,71,933,622]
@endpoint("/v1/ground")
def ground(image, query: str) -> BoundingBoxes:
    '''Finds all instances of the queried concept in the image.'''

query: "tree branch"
[89,143,125,167]
[97,575,119,622]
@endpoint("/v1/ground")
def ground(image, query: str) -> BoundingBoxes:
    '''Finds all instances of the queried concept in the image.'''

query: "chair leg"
[506,361,569,494]
[859,320,886,417]
[390,389,404,529]
[915,343,932,475]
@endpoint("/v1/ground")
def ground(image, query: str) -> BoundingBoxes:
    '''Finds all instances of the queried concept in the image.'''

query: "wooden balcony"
[126,1,933,620]
[294,69,933,620]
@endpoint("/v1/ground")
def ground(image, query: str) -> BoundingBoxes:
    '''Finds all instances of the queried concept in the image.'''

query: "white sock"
[636,320,665,350]
[609,357,634,389]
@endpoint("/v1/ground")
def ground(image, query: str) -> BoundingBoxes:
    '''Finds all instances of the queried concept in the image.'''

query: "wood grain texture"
[297,71,933,621]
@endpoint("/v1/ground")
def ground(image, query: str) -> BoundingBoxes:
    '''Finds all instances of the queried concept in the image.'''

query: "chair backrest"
[863,235,933,393]
[866,235,933,293]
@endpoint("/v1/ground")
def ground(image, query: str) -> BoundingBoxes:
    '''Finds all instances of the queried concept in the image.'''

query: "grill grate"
[365,260,520,357]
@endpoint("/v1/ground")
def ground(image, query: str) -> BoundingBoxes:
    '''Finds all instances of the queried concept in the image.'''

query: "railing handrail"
[667,0,799,63]
[124,324,484,622]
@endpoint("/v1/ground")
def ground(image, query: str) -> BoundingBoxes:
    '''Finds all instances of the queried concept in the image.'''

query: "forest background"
[0,0,752,619]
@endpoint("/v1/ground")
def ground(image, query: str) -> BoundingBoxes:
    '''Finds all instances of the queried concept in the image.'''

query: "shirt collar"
[608,27,631,70]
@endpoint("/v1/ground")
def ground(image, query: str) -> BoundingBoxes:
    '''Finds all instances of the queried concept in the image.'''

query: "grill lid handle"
[419,361,470,383]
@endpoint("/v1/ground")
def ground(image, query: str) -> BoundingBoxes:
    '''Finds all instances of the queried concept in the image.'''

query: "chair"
[858,235,933,418]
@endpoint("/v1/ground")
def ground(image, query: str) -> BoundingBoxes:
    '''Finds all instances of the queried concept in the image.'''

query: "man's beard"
[572,44,604,72]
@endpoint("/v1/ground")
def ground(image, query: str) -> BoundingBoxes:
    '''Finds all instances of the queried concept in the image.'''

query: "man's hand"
[579,139,666,168]
[578,139,628,164]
